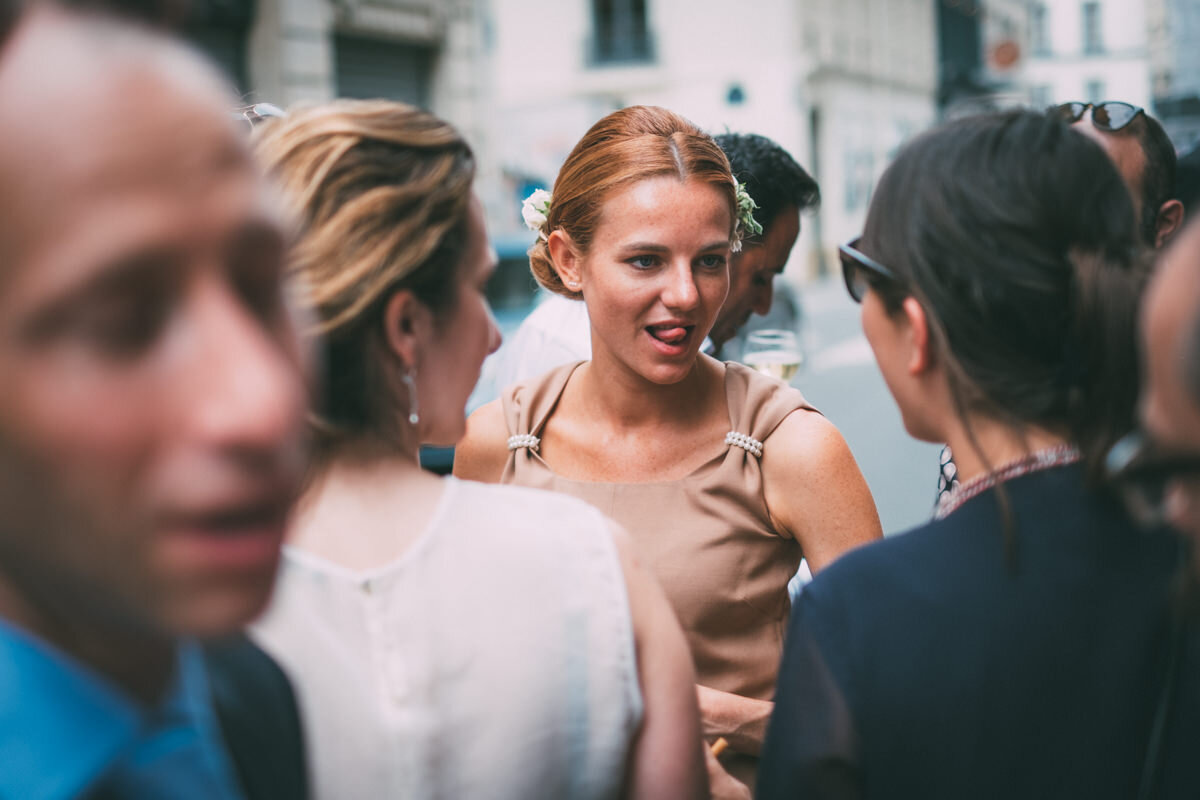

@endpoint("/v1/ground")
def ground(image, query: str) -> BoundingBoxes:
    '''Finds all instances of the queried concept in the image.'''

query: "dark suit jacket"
[203,635,309,800]
[758,464,1200,800]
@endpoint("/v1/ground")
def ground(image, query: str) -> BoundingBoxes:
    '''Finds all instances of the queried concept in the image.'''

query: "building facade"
[183,0,501,244]
[1021,0,1151,111]
[796,0,937,273]
[484,0,937,280]
[936,0,1031,117]
[1149,0,1200,149]
[184,0,937,294]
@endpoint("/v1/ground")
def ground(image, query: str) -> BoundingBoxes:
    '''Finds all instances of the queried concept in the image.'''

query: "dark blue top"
[758,464,1200,799]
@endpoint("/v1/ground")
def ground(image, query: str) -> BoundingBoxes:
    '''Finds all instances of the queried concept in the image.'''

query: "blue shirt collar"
[0,620,240,800]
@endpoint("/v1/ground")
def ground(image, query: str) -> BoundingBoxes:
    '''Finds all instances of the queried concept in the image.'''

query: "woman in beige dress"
[455,105,883,789]
[249,100,707,800]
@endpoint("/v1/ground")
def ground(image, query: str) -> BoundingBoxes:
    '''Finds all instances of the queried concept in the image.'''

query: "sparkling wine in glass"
[743,329,804,382]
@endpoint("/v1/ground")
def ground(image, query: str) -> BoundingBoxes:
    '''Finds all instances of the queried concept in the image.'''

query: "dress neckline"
[523,359,751,488]
[282,476,459,587]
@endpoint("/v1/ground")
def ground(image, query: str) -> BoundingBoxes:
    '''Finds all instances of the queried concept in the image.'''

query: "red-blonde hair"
[529,105,737,298]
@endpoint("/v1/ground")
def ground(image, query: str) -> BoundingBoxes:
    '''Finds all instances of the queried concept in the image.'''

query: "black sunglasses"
[1105,430,1200,528]
[1053,101,1145,132]
[839,238,899,303]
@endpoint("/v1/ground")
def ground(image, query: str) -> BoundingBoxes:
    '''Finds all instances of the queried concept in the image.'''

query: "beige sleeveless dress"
[500,361,815,782]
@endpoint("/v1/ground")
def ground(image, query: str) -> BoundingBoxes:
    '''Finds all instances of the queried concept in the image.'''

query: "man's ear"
[902,296,934,376]
[1156,199,1185,248]
[547,230,583,291]
[382,289,431,372]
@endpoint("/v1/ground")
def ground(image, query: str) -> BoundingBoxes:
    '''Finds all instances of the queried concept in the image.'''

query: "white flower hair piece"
[522,188,553,241]
[732,180,763,253]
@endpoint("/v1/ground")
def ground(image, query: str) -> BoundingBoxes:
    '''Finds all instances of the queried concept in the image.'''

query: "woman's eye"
[629,255,659,269]
[699,254,728,269]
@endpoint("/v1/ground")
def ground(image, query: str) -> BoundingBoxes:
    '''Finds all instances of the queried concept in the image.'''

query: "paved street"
[789,277,943,535]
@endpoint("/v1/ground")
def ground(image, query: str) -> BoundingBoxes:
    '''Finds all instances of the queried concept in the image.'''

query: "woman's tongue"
[648,324,689,345]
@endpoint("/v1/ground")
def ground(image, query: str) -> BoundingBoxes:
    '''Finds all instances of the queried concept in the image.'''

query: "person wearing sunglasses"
[759,110,1197,798]
[934,100,1186,510]
[1055,101,1183,249]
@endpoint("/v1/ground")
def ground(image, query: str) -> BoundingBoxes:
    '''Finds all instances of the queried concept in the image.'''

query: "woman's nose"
[662,262,700,310]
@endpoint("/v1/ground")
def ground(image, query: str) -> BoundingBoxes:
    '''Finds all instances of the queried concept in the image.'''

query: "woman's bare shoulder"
[762,407,848,473]
[760,408,882,567]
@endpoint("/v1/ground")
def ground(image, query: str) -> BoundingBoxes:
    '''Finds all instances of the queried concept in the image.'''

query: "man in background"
[708,133,821,355]
[1064,101,1183,248]
[0,5,308,797]
[476,132,820,398]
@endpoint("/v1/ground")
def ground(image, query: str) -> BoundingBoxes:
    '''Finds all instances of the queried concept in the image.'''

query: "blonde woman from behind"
[249,100,706,800]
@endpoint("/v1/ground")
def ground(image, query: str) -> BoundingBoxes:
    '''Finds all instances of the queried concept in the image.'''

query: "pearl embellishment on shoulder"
[507,433,541,451]
[725,431,763,458]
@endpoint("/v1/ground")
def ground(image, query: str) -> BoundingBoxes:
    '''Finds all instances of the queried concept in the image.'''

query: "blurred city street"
[180,0,1197,539]
[789,277,944,535]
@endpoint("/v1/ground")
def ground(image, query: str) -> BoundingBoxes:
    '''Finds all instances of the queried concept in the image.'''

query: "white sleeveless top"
[252,477,644,800]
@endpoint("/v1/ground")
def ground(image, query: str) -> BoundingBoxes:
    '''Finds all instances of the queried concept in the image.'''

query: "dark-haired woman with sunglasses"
[759,110,1198,798]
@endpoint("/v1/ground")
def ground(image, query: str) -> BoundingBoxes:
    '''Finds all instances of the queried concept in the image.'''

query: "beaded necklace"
[933,443,1081,520]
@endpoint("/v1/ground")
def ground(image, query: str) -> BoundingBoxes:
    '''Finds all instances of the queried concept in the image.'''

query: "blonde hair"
[529,105,737,299]
[253,99,474,456]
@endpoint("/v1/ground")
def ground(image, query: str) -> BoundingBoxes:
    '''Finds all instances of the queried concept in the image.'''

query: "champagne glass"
[742,329,804,382]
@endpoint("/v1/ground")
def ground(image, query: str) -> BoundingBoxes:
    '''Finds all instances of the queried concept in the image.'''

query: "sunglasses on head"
[1105,430,1200,529]
[1053,101,1145,132]
[839,238,900,303]
[233,102,287,130]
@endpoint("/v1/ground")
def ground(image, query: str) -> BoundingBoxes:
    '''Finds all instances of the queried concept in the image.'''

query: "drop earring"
[401,371,420,426]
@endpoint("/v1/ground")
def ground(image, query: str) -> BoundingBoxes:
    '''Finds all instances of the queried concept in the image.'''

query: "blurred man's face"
[0,11,307,640]
[1140,222,1200,569]
[709,207,800,348]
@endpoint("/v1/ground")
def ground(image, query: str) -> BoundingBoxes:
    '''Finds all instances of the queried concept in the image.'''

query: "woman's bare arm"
[452,399,509,483]
[695,684,774,756]
[687,412,879,763]
[760,410,882,573]
[610,522,708,800]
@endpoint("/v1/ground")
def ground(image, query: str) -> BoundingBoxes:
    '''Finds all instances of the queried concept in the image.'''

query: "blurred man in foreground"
[1134,221,1200,572]
[0,5,308,797]
[1112,219,1200,796]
